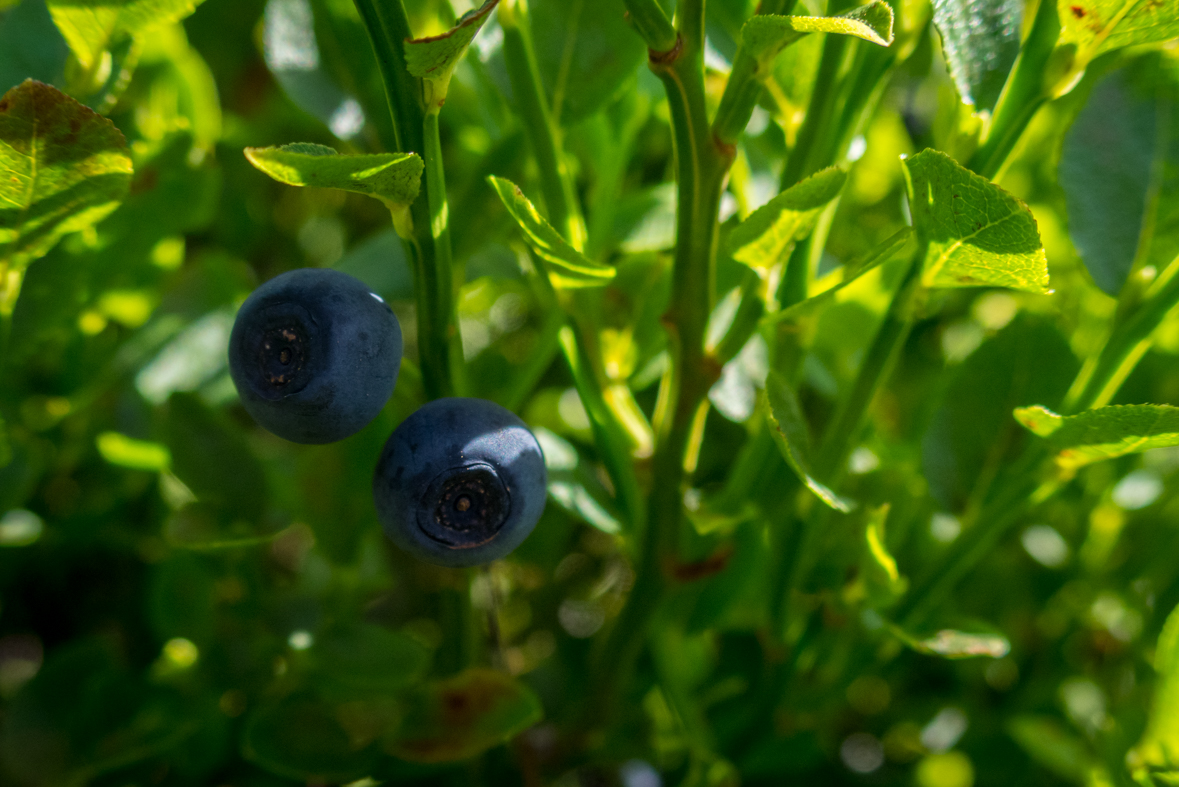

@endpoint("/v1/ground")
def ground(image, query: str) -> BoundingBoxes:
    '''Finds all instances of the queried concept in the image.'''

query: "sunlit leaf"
[1058,0,1179,65]
[765,370,852,512]
[1130,601,1179,775]
[387,668,542,763]
[862,505,907,607]
[96,431,171,471]
[728,167,847,273]
[488,176,615,287]
[243,695,379,782]
[902,148,1049,293]
[768,227,915,323]
[742,1,894,75]
[0,80,132,283]
[46,0,205,71]
[931,0,1021,110]
[891,625,1011,658]
[1015,403,1179,468]
[535,427,624,535]
[245,143,422,213]
[404,0,498,108]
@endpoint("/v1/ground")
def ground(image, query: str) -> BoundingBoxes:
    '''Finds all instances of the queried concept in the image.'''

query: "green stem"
[353,0,460,399]
[1067,261,1179,412]
[499,1,587,249]
[712,0,798,144]
[619,0,678,52]
[967,0,1060,179]
[587,0,732,728]
[423,109,463,396]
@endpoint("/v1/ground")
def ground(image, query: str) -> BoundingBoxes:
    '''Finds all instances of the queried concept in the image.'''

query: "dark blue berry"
[228,268,401,444]
[373,398,547,567]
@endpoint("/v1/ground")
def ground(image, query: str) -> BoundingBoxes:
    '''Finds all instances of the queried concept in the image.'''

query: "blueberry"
[228,268,401,444]
[373,398,547,567]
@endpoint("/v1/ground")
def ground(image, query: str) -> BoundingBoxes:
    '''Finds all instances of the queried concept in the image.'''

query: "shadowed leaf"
[316,624,430,694]
[488,175,615,287]
[1015,403,1179,468]
[243,695,379,781]
[765,370,852,512]
[931,0,1022,110]
[387,668,542,763]
[903,148,1049,292]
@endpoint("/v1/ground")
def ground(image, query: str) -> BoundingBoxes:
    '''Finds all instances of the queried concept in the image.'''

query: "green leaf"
[488,176,615,287]
[741,1,894,75]
[387,668,543,763]
[768,227,915,324]
[1014,403,1179,468]
[535,427,624,535]
[764,370,852,513]
[0,0,70,93]
[890,624,1011,658]
[922,315,1077,509]
[1130,601,1179,773]
[861,505,908,608]
[244,143,422,214]
[728,167,847,273]
[0,79,132,283]
[931,0,1022,110]
[1060,59,1179,296]
[46,0,205,71]
[529,0,647,123]
[262,0,366,140]
[243,695,379,782]
[403,0,498,109]
[1007,715,1094,782]
[315,624,431,694]
[1058,0,1179,65]
[163,393,267,523]
[902,148,1049,293]
[96,431,171,471]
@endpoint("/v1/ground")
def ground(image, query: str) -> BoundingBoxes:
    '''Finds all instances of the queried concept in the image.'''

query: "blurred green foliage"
[2,0,1179,785]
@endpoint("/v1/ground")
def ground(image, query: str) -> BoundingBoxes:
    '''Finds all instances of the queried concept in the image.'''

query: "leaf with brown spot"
[386,668,542,763]
[0,79,131,311]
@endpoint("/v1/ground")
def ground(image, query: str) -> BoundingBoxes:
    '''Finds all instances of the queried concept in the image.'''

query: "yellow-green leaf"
[742,1,894,74]
[1059,0,1179,67]
[245,143,422,208]
[765,370,852,512]
[891,625,1011,659]
[96,432,171,471]
[767,226,915,324]
[1014,403,1179,468]
[0,80,132,290]
[387,668,542,763]
[728,167,847,272]
[404,0,498,108]
[1129,601,1179,776]
[862,505,908,607]
[902,148,1049,293]
[488,176,615,288]
[47,0,205,71]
